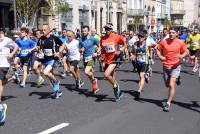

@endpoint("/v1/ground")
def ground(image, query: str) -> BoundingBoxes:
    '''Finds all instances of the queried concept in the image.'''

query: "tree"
[163,18,174,29]
[11,0,68,28]
[133,16,143,32]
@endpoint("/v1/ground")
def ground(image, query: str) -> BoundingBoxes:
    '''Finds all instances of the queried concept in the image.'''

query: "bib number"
[20,49,29,55]
[104,44,115,53]
[84,55,92,62]
[36,51,44,59]
[44,49,53,56]
[137,53,146,62]
[191,42,199,46]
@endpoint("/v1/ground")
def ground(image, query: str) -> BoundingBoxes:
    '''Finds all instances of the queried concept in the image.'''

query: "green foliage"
[11,0,68,27]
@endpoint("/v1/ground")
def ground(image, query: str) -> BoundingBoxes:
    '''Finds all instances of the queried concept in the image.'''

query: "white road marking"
[38,123,70,134]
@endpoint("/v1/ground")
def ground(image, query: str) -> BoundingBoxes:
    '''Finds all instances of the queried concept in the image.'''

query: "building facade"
[38,0,127,34]
[0,0,14,30]
[127,0,146,31]
[170,0,185,26]
[183,0,198,27]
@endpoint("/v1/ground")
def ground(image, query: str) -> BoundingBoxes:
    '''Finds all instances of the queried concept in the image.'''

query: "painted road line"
[38,123,70,134]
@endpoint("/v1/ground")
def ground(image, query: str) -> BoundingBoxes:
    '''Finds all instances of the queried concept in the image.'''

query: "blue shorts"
[43,59,55,67]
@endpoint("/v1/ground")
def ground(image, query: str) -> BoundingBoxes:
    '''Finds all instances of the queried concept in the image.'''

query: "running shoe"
[0,103,7,124]
[19,82,26,88]
[135,91,141,100]
[14,72,21,84]
[78,80,84,89]
[37,76,44,86]
[144,73,150,83]
[113,85,123,101]
[163,102,171,112]
[61,72,66,78]
[193,64,199,72]
[92,78,99,94]
[52,90,63,99]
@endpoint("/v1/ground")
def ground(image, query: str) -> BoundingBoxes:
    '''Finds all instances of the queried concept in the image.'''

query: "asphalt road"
[0,59,199,134]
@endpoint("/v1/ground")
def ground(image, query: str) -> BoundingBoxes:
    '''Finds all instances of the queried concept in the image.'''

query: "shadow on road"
[172,101,200,113]
[2,96,16,101]
[181,70,194,75]
[29,91,52,99]
[120,79,139,83]
[61,83,116,102]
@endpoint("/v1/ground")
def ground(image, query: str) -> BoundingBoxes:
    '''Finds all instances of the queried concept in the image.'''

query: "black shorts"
[190,50,198,56]
[0,67,9,80]
[136,63,148,73]
[20,56,31,66]
[69,60,79,68]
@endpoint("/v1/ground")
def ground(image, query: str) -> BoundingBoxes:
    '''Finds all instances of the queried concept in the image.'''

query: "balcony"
[127,9,145,17]
[171,10,185,15]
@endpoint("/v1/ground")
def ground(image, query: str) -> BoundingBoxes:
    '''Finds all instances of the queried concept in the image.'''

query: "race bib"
[137,53,146,62]
[191,42,199,46]
[20,49,29,55]
[36,51,44,59]
[84,55,92,62]
[104,43,115,53]
[44,49,53,56]
[0,47,10,55]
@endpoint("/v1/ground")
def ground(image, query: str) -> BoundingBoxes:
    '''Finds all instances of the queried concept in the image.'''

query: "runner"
[79,25,99,94]
[64,31,83,88]
[127,30,139,72]
[34,24,65,98]
[99,23,125,101]
[130,30,153,100]
[16,27,36,88]
[0,28,19,124]
[60,29,71,78]
[156,27,188,112]
[186,28,200,72]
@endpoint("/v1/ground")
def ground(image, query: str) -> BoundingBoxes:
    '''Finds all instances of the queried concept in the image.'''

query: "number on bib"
[84,55,92,62]
[44,49,53,56]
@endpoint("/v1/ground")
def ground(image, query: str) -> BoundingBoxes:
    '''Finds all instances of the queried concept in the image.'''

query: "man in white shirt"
[64,31,84,88]
[0,28,19,124]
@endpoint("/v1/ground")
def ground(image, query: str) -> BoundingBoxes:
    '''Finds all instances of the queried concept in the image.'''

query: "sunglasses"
[105,28,112,31]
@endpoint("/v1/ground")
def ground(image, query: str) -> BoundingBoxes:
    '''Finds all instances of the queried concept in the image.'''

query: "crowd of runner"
[0,23,200,124]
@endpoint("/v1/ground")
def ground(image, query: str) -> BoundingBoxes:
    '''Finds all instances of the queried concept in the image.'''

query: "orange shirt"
[157,38,188,68]
[100,33,125,64]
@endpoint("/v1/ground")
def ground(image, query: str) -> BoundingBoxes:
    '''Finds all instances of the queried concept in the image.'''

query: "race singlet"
[43,49,53,56]
[84,55,93,62]
[104,42,115,53]
[137,52,146,63]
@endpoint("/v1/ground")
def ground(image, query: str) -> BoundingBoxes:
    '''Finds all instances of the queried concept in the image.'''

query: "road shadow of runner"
[152,70,163,75]
[120,79,139,83]
[29,91,52,99]
[62,83,116,102]
[172,101,200,114]
[181,70,194,75]
[1,96,16,101]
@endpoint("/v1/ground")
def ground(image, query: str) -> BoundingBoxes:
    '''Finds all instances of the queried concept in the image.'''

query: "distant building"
[0,0,14,30]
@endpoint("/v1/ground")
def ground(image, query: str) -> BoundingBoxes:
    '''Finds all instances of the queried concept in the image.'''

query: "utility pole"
[14,0,17,30]
[106,0,109,23]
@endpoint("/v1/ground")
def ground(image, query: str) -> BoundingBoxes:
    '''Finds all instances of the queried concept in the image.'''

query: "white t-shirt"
[65,39,80,61]
[128,36,139,51]
[0,37,16,67]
